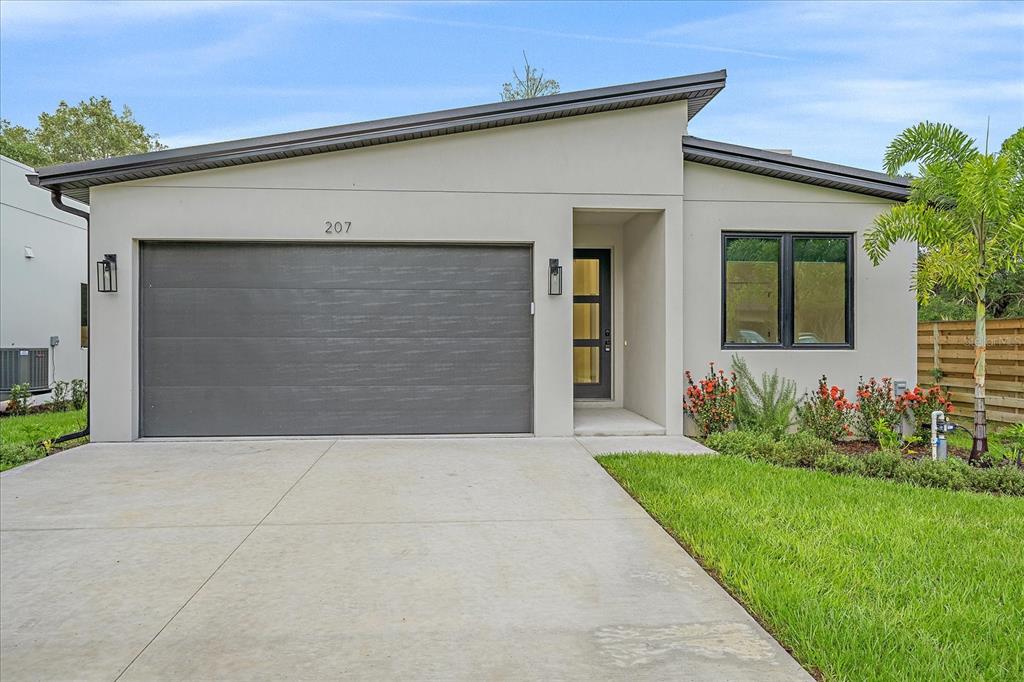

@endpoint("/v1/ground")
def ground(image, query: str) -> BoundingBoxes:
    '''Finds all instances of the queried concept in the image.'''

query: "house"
[26,70,916,441]
[1,154,88,405]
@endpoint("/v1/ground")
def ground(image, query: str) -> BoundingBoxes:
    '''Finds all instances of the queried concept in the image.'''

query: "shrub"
[968,465,1024,496]
[70,379,87,411]
[862,449,903,479]
[706,429,777,460]
[50,380,71,412]
[988,424,1024,467]
[817,451,867,476]
[0,442,43,470]
[899,385,955,439]
[5,383,31,416]
[684,363,737,437]
[796,376,855,442]
[780,431,837,467]
[898,457,970,491]
[730,355,797,439]
[854,376,903,442]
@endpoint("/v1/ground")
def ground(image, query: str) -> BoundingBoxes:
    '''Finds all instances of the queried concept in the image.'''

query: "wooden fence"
[918,318,1024,427]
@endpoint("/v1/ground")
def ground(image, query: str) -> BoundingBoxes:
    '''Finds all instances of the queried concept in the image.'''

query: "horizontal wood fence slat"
[918,318,1023,427]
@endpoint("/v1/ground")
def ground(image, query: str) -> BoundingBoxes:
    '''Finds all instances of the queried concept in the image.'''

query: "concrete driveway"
[1,438,809,681]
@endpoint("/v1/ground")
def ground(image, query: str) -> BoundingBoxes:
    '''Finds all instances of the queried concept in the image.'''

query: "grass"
[598,454,1024,682]
[0,408,87,472]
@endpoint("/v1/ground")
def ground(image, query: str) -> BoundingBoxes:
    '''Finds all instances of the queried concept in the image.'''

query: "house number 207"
[324,221,352,234]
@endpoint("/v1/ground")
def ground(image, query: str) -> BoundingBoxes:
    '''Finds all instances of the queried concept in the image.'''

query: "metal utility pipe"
[44,189,90,444]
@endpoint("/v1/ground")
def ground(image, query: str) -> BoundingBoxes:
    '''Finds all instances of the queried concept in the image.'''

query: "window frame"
[721,231,854,350]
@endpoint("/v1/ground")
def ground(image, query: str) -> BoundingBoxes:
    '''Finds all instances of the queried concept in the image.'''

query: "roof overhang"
[683,136,909,201]
[28,70,727,204]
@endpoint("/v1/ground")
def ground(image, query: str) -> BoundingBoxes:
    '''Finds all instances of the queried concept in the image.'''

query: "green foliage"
[70,379,87,411]
[50,380,71,412]
[730,355,796,439]
[779,431,836,467]
[853,376,903,442]
[683,363,737,437]
[865,121,1024,453]
[5,383,31,416]
[704,423,1022,496]
[0,97,164,167]
[598,454,1024,681]
[0,442,44,472]
[501,52,560,101]
[796,376,855,442]
[705,429,778,460]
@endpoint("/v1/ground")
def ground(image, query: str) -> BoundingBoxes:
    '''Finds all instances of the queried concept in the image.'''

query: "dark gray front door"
[140,242,533,437]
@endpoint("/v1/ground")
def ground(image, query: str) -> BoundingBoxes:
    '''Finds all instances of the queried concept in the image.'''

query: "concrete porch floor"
[574,407,666,436]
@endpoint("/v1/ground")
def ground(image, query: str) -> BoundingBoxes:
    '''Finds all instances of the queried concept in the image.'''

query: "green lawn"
[598,454,1024,682]
[0,408,87,471]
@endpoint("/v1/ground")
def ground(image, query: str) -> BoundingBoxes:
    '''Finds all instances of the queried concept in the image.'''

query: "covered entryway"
[139,242,533,437]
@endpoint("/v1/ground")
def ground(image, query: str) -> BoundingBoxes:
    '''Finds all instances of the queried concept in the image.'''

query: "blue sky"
[1,0,1021,171]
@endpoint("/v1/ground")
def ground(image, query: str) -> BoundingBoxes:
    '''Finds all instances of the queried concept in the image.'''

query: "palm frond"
[865,203,965,264]
[883,122,977,176]
[959,155,1012,227]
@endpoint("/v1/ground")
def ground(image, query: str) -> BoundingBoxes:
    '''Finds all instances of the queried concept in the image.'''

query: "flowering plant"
[684,363,737,437]
[854,376,904,442]
[796,376,855,442]
[899,385,954,439]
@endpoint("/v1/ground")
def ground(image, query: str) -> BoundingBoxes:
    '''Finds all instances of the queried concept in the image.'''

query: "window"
[80,283,89,348]
[722,233,852,348]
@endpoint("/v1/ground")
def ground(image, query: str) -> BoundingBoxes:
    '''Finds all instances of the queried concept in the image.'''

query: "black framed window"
[722,232,853,349]
[80,282,89,348]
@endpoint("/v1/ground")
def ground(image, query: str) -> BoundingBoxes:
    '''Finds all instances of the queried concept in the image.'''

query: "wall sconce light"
[548,258,563,295]
[97,254,118,293]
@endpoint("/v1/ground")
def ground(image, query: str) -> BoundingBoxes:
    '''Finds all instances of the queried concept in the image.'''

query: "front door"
[573,249,611,399]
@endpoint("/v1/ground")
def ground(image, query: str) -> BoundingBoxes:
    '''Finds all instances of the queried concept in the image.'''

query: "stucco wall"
[682,162,917,432]
[87,102,689,441]
[1,156,88,399]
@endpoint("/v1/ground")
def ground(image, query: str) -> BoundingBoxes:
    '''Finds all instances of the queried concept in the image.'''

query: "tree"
[0,97,164,168]
[864,122,1024,458]
[501,52,560,101]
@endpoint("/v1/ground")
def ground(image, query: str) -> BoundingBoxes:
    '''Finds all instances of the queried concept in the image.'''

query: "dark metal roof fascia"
[30,70,727,203]
[682,136,910,201]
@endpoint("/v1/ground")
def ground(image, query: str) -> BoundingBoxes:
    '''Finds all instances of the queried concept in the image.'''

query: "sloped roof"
[682,136,909,201]
[29,70,727,204]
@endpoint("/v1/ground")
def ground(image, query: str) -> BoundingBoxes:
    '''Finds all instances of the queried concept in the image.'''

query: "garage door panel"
[142,385,532,436]
[142,337,532,388]
[142,243,532,291]
[142,288,531,339]
[140,242,533,437]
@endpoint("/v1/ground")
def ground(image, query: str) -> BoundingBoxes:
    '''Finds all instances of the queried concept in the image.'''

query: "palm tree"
[865,123,1023,458]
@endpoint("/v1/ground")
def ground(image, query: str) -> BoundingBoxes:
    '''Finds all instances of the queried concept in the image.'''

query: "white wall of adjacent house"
[682,161,917,433]
[0,155,89,406]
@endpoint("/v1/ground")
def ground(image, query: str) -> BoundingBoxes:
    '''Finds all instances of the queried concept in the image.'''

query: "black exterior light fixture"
[97,254,118,293]
[548,258,563,295]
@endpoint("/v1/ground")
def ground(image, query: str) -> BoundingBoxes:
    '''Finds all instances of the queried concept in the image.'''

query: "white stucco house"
[1,154,88,405]
[26,70,916,441]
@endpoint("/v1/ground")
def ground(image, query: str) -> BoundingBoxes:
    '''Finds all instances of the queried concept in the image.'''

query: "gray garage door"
[140,242,533,437]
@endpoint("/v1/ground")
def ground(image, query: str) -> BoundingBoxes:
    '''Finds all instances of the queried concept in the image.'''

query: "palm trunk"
[971,295,988,460]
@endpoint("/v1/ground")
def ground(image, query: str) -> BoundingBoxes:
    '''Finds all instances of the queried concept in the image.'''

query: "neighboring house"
[1,154,88,405]
[27,70,915,441]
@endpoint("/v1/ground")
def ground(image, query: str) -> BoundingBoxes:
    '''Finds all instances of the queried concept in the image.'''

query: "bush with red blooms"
[854,376,905,442]
[899,385,955,439]
[797,376,856,442]
[684,363,738,437]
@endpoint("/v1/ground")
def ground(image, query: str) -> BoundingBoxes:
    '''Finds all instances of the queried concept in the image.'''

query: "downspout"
[31,181,91,444]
